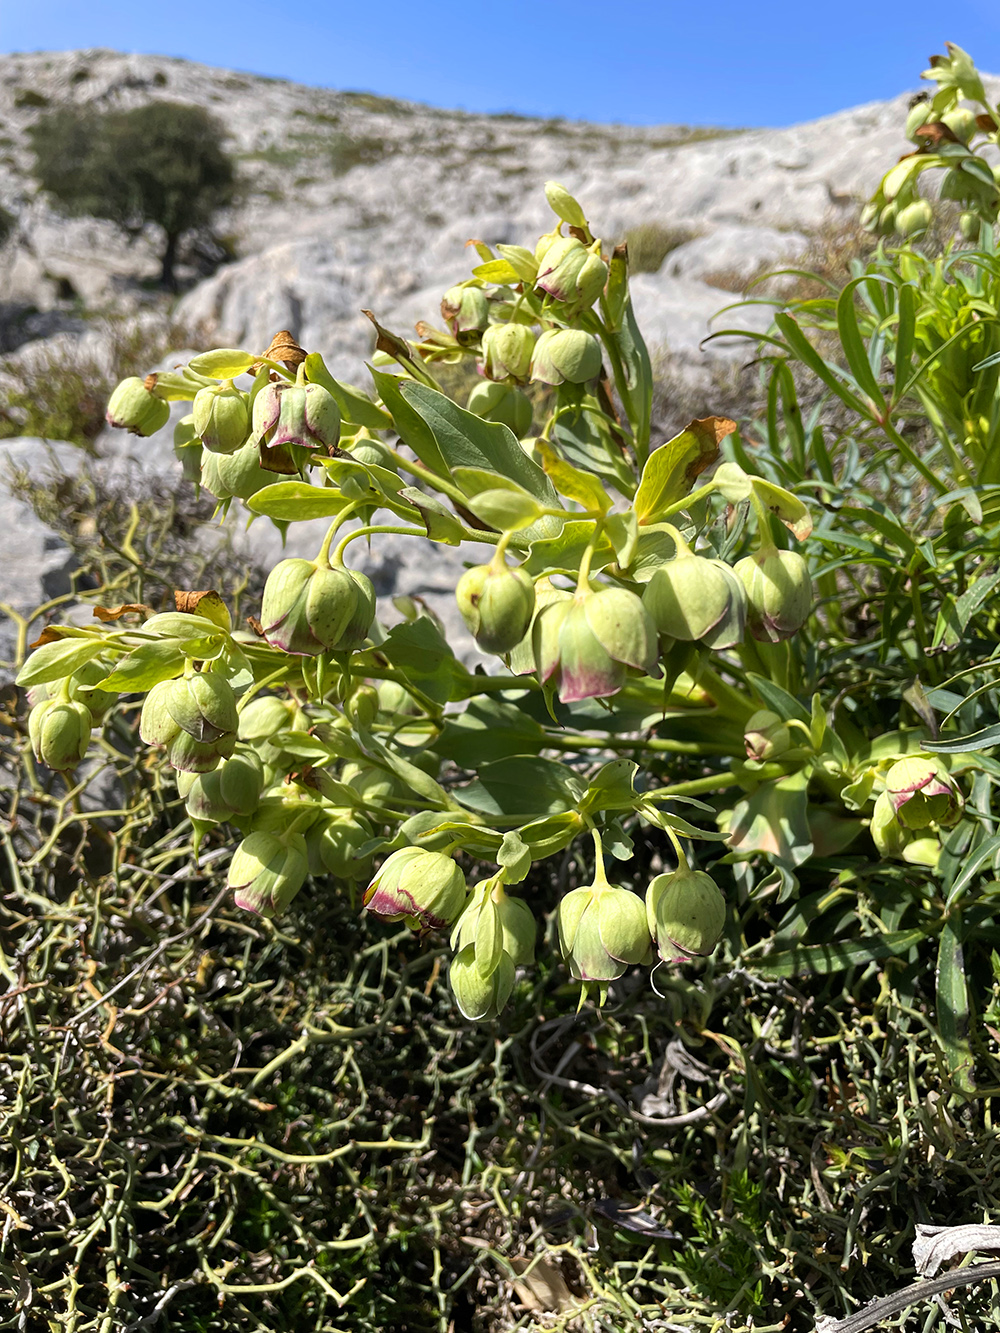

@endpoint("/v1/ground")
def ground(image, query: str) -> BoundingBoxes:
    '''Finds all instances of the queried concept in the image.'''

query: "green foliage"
[14,40,1000,1332]
[29,101,235,286]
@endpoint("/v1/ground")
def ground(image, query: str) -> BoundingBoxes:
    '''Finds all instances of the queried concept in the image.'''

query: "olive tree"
[30,101,235,289]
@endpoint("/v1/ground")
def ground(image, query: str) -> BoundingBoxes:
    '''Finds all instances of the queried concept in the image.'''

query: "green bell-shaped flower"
[252,380,341,472]
[456,556,536,655]
[557,875,652,983]
[481,323,536,383]
[201,438,276,500]
[448,878,535,1021]
[743,710,792,761]
[184,749,264,824]
[533,583,657,703]
[441,284,489,342]
[309,810,374,880]
[466,381,534,437]
[535,236,608,311]
[646,867,726,961]
[734,549,812,642]
[363,847,467,931]
[260,558,375,656]
[642,545,746,648]
[28,697,92,771]
[192,380,250,454]
[228,829,309,917]
[529,328,602,385]
[105,376,170,436]
[139,672,238,773]
[884,756,963,830]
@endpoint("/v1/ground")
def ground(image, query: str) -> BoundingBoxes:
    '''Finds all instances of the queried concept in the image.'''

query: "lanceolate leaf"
[399,381,559,505]
[746,928,925,978]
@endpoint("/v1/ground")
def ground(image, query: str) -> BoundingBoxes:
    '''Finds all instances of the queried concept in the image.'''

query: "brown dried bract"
[93,603,151,623]
[174,590,222,617]
[143,373,158,392]
[257,330,307,373]
[914,121,962,148]
[246,615,265,637]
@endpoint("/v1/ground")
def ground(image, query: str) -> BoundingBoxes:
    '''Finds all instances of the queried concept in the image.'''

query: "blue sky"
[2,0,999,127]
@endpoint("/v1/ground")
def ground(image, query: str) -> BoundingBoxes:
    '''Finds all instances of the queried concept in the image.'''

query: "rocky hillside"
[0,47,946,377]
[1,48,986,671]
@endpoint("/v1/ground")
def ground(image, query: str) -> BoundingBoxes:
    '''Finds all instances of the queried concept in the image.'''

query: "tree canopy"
[30,101,235,288]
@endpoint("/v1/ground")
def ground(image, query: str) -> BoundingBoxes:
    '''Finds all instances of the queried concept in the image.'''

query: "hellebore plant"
[24,152,993,1030]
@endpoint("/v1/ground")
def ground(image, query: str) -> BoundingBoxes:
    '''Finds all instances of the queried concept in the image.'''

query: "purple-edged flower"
[532,584,657,703]
[557,879,651,983]
[646,868,726,961]
[252,380,341,472]
[363,848,467,931]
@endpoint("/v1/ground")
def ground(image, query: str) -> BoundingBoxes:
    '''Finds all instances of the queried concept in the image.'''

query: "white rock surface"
[2,48,997,669]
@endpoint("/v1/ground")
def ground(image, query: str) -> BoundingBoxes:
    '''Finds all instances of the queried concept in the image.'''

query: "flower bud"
[646,868,726,960]
[942,107,977,143]
[139,673,239,772]
[481,323,536,383]
[530,328,602,385]
[238,695,295,766]
[28,660,118,725]
[106,376,170,436]
[201,438,275,500]
[363,847,467,930]
[905,100,933,142]
[884,757,963,829]
[260,559,375,656]
[734,550,812,642]
[466,381,534,437]
[535,237,608,311]
[870,789,907,857]
[509,577,571,675]
[744,709,792,761]
[252,380,341,466]
[228,830,309,917]
[441,285,489,343]
[534,584,657,703]
[896,199,933,237]
[557,879,651,982]
[173,414,203,483]
[544,181,588,229]
[192,381,250,455]
[345,684,379,730]
[184,749,264,824]
[456,559,536,655]
[960,211,983,241]
[28,698,92,770]
[447,879,535,1019]
[311,811,374,879]
[450,945,515,1021]
[642,552,746,649]
[344,761,403,805]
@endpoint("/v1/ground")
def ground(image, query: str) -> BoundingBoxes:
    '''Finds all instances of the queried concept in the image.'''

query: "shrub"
[622,220,696,273]
[30,101,235,288]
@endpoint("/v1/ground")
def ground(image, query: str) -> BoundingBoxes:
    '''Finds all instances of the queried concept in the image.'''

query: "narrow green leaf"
[945,832,1000,905]
[892,282,916,405]
[773,312,873,419]
[747,928,925,977]
[937,920,975,1091]
[745,672,812,724]
[751,477,812,540]
[836,278,886,409]
[927,725,1000,755]
[396,488,464,544]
